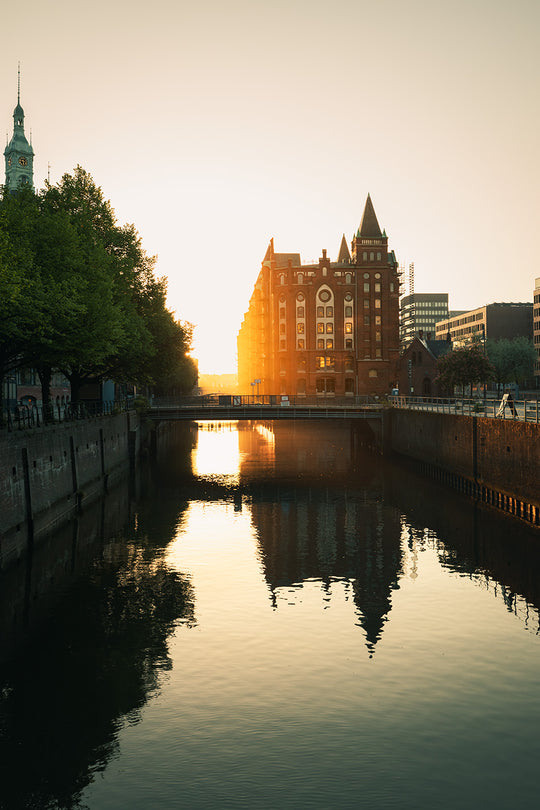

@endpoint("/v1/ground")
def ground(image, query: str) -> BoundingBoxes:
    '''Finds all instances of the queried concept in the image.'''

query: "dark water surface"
[1,421,540,809]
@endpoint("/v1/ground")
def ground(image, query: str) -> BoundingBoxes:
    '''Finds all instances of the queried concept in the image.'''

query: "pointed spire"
[17,62,20,105]
[358,193,382,239]
[337,234,351,263]
[263,237,275,263]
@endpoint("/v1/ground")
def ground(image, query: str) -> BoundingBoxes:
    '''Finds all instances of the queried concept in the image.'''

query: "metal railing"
[151,393,382,409]
[0,399,132,432]
[389,395,540,423]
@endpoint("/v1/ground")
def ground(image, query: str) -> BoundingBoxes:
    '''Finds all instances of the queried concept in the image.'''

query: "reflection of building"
[398,332,452,397]
[400,293,449,348]
[435,302,532,348]
[534,278,540,378]
[239,422,403,654]
[237,195,400,397]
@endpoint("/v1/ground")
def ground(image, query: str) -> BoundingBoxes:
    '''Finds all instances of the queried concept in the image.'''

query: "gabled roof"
[357,194,382,238]
[402,334,452,362]
[274,253,302,269]
[337,234,351,263]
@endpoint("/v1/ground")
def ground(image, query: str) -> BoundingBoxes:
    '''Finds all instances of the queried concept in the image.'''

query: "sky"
[2,0,539,374]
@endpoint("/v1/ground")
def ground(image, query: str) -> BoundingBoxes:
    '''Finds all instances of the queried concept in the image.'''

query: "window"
[363,252,368,261]
[364,315,370,325]
[375,299,381,309]
[345,306,352,317]
[375,348,382,358]
[345,356,354,371]
[345,339,353,349]
[297,323,304,334]
[345,322,353,333]
[280,340,286,349]
[326,306,333,317]
[369,369,378,378]
[317,339,325,349]
[376,331,381,342]
[297,339,305,349]
[370,252,374,261]
[326,339,333,349]
[297,357,306,371]
[297,292,305,302]
[376,252,381,261]
[280,274,285,285]
[364,282,370,292]
[375,315,381,325]
[297,273,304,284]
[345,292,353,301]
[326,323,333,333]
[317,306,324,317]
[316,355,325,369]
[364,300,369,309]
[345,273,352,284]
[297,306,304,317]
[317,322,324,333]
[279,307,285,319]
[279,323,285,334]
[374,282,381,293]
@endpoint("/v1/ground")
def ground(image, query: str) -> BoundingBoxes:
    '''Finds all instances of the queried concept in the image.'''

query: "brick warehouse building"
[237,195,401,397]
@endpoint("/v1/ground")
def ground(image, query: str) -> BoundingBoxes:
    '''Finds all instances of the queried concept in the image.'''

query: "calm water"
[1,420,540,810]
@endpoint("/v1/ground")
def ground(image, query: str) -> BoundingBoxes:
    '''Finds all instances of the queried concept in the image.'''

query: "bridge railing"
[152,393,381,409]
[389,395,540,422]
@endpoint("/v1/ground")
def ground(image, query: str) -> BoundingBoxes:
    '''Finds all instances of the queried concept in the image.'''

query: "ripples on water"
[1,420,540,810]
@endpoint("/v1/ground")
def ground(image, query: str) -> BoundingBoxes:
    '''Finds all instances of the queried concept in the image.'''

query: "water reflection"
[0,457,196,810]
[1,420,540,810]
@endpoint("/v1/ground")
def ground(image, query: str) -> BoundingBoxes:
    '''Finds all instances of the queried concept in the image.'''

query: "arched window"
[370,252,375,261]
[279,274,285,285]
[345,273,352,284]
[297,272,304,284]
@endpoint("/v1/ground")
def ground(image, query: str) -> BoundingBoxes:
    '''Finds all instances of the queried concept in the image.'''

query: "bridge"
[147,396,385,423]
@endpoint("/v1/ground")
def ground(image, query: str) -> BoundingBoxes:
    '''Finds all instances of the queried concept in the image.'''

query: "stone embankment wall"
[390,409,540,523]
[0,411,141,570]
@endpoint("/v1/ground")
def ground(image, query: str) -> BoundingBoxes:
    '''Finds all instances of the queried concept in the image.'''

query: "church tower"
[4,67,34,191]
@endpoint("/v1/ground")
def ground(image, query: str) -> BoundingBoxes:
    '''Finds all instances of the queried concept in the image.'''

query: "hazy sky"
[3,0,539,373]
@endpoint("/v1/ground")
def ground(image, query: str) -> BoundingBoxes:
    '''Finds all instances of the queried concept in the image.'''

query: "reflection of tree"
[0,427,196,810]
[387,459,540,634]
[0,542,195,810]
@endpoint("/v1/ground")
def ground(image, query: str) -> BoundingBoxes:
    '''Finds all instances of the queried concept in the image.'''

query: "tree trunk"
[38,364,54,423]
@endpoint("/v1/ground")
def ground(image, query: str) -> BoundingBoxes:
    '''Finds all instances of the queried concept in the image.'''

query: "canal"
[1,420,540,809]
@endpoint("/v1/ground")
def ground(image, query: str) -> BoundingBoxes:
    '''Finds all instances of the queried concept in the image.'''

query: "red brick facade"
[238,196,400,397]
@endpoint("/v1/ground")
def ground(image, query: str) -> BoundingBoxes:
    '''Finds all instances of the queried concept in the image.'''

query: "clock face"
[18,156,28,166]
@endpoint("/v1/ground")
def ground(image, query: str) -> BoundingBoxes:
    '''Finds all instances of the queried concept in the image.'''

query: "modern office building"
[534,278,540,378]
[400,293,449,348]
[435,302,533,348]
[237,195,401,397]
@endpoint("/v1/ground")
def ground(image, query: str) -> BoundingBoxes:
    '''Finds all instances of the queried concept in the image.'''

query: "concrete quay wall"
[0,411,141,570]
[390,409,540,518]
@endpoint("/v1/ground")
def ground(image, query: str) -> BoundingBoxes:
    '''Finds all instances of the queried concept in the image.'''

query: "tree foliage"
[0,167,196,411]
[486,337,536,391]
[436,344,494,394]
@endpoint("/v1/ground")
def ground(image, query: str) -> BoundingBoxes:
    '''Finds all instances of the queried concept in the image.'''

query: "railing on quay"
[0,399,132,432]
[389,395,540,423]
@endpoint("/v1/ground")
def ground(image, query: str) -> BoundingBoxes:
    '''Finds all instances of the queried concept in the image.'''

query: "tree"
[486,337,536,394]
[437,344,494,395]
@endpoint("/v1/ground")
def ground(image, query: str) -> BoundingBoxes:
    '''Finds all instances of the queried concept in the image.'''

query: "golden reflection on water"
[193,421,242,484]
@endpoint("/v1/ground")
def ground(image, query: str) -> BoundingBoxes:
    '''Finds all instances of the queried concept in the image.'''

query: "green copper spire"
[4,64,34,191]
